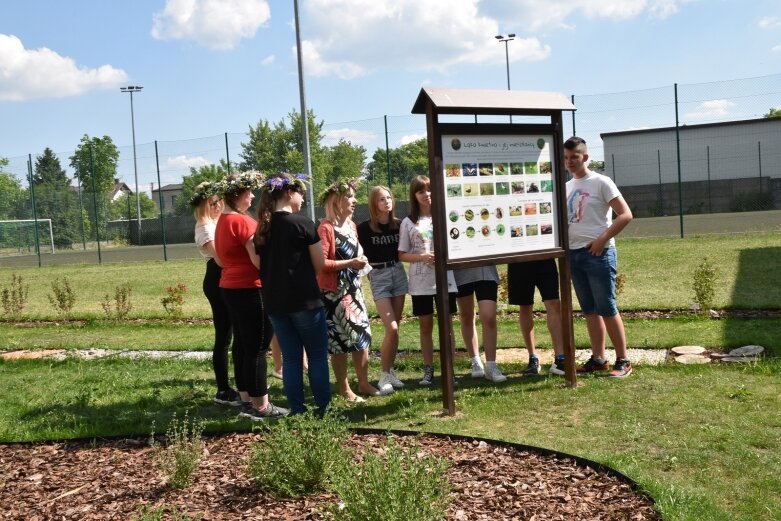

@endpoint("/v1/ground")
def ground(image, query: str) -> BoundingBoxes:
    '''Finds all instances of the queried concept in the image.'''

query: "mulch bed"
[1,432,659,520]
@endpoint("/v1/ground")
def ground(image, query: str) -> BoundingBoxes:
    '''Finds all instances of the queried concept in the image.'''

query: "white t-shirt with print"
[566,171,622,250]
[398,215,457,296]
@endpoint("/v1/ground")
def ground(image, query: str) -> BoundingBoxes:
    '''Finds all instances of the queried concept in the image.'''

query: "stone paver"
[728,345,765,357]
[671,345,706,356]
[674,354,711,364]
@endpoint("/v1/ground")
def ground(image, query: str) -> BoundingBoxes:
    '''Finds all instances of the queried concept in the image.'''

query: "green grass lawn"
[2,232,781,520]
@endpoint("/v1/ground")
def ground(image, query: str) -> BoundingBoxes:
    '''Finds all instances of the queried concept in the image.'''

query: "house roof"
[600,116,781,138]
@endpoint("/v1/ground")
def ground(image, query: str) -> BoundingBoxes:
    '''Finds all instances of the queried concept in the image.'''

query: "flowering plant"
[264,172,309,193]
[219,171,264,197]
[317,177,359,206]
[188,181,221,207]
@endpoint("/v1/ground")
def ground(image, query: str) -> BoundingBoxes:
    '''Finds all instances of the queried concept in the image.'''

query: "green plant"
[247,410,349,497]
[101,283,133,319]
[132,504,201,521]
[692,258,717,313]
[160,282,187,317]
[47,277,76,320]
[328,437,451,521]
[150,412,204,490]
[1,274,29,320]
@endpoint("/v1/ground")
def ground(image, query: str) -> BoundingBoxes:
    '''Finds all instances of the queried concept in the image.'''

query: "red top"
[316,219,358,293]
[215,213,261,289]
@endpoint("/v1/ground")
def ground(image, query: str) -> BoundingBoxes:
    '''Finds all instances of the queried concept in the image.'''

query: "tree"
[366,137,429,195]
[107,192,157,220]
[763,107,781,118]
[174,160,232,216]
[326,139,366,185]
[33,148,81,248]
[588,160,605,171]
[0,158,25,220]
[69,135,120,239]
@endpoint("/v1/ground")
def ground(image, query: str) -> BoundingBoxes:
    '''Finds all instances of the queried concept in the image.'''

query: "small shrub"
[692,258,717,313]
[132,504,201,521]
[615,272,627,297]
[47,277,76,320]
[101,283,133,319]
[1,274,29,320]
[247,410,349,497]
[161,282,187,318]
[328,437,451,521]
[150,412,204,490]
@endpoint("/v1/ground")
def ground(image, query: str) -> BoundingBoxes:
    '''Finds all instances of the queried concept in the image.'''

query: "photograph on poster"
[446,164,462,177]
[441,134,557,260]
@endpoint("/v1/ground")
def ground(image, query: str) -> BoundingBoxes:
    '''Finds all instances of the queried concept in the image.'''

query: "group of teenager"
[190,136,633,420]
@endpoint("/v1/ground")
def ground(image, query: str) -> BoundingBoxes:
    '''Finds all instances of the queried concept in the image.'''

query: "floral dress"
[322,225,372,354]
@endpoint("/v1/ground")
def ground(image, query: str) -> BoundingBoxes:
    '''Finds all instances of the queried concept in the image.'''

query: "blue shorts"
[367,261,408,300]
[568,247,619,317]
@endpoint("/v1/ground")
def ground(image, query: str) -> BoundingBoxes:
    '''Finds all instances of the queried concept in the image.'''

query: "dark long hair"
[254,172,306,248]
[408,175,430,224]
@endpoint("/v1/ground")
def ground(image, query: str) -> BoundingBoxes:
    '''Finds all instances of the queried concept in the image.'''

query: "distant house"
[70,178,132,201]
[151,183,183,214]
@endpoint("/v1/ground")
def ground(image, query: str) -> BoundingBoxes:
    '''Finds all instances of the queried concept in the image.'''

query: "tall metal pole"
[121,85,143,244]
[495,33,515,123]
[294,0,315,220]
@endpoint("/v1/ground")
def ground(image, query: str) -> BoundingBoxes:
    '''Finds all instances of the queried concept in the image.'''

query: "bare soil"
[0,432,659,520]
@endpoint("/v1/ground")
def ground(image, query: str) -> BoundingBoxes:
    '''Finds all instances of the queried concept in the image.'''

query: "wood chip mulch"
[1,432,658,520]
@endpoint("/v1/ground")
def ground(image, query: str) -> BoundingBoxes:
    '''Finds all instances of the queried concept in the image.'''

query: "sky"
[1,0,780,190]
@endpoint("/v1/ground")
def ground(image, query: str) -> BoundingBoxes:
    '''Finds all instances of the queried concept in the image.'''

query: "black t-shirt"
[258,211,323,314]
[357,220,400,264]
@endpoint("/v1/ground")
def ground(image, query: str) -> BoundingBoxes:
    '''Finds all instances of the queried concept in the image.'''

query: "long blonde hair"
[368,185,399,232]
[192,181,220,225]
[322,188,354,225]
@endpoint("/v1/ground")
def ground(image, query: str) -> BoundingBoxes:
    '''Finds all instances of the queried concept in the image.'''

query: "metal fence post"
[89,144,102,264]
[384,115,391,187]
[674,83,684,238]
[27,155,41,266]
[155,140,168,261]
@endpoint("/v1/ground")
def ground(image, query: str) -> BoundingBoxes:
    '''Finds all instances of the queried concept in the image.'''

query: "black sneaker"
[522,357,540,376]
[577,356,610,374]
[419,365,434,386]
[609,359,633,378]
[239,402,290,421]
[549,357,566,376]
[213,388,242,406]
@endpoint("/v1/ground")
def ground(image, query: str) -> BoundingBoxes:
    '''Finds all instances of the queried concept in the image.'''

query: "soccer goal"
[0,219,55,255]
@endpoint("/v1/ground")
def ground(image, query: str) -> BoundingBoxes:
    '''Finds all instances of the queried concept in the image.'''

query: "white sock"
[486,361,497,370]
[471,356,483,366]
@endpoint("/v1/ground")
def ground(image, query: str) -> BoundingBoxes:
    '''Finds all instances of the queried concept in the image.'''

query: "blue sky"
[2,0,780,189]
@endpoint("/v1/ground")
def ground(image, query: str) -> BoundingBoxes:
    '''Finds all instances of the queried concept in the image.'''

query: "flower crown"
[263,172,309,194]
[188,181,220,207]
[318,177,359,206]
[219,171,264,197]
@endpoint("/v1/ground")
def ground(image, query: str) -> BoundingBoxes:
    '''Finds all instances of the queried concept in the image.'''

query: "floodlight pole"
[294,0,315,220]
[121,85,143,244]
[495,33,515,122]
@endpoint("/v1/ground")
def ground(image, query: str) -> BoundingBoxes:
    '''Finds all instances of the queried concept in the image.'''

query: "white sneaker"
[484,364,507,383]
[388,368,405,389]
[470,359,485,378]
[376,373,395,395]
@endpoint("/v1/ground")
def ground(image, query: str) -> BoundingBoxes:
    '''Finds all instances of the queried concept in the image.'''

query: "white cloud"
[400,133,426,145]
[759,16,781,29]
[773,44,781,53]
[151,0,270,50]
[301,0,550,79]
[323,128,377,146]
[261,54,275,65]
[0,34,128,102]
[684,99,736,121]
[164,155,212,171]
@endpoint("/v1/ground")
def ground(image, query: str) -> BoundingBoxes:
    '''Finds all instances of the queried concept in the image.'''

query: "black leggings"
[221,286,272,398]
[203,259,235,391]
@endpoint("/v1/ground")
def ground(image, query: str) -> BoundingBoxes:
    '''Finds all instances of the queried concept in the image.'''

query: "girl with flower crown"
[317,178,379,402]
[253,173,331,415]
[214,171,288,420]
[191,181,239,406]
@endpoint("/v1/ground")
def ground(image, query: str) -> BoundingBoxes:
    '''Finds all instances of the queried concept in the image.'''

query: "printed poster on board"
[441,134,558,261]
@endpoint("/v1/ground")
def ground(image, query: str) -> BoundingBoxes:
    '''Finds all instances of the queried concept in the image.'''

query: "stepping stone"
[709,352,728,359]
[675,354,710,364]
[722,356,760,363]
[671,345,706,356]
[728,345,764,357]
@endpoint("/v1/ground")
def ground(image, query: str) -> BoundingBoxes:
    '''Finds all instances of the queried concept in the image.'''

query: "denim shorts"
[367,262,409,300]
[568,247,618,317]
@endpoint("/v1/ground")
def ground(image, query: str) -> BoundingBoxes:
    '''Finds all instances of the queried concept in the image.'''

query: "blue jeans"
[269,308,331,415]
[569,247,619,317]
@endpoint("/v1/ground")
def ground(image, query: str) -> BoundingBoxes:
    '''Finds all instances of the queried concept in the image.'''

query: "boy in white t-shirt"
[564,137,634,378]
